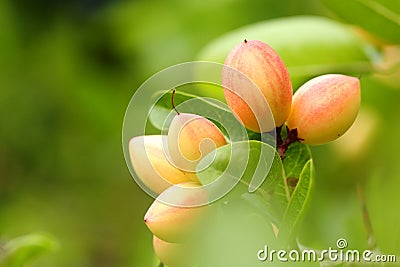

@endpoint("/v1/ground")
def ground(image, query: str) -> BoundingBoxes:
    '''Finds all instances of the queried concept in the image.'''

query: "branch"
[356,182,377,250]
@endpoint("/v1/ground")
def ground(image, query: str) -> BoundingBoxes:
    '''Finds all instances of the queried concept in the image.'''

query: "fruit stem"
[276,125,283,146]
[171,88,180,115]
[158,261,164,267]
[356,182,377,250]
[277,127,303,160]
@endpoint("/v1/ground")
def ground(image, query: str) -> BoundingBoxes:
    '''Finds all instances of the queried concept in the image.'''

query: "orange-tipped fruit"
[153,236,191,267]
[168,113,226,173]
[144,182,211,243]
[222,39,292,132]
[129,135,195,194]
[286,74,361,145]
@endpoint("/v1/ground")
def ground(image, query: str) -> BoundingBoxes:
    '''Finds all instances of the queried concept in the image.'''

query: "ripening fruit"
[168,113,226,173]
[222,39,292,132]
[286,74,361,145]
[128,135,196,194]
[144,182,211,243]
[153,236,191,267]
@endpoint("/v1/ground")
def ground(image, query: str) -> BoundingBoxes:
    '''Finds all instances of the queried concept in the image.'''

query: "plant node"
[277,127,303,160]
[276,125,284,146]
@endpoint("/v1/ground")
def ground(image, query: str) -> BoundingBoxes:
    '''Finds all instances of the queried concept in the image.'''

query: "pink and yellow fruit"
[128,135,196,194]
[222,39,292,132]
[168,113,226,173]
[286,74,361,145]
[144,182,211,243]
[153,236,191,267]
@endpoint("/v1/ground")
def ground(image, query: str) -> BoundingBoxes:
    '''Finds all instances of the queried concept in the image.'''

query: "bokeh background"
[1,0,399,266]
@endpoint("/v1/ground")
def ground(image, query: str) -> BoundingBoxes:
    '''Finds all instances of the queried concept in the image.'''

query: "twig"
[171,88,180,115]
[277,127,303,160]
[356,182,377,250]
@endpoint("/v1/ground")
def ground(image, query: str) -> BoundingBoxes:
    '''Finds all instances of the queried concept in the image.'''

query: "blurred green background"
[1,0,399,266]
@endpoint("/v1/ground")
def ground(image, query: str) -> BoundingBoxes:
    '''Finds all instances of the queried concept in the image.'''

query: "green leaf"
[283,142,312,179]
[270,172,291,223]
[148,90,193,130]
[148,90,235,134]
[278,160,315,246]
[197,140,315,244]
[197,140,293,224]
[241,192,280,226]
[196,16,377,99]
[321,0,400,44]
[197,140,283,196]
[0,233,58,267]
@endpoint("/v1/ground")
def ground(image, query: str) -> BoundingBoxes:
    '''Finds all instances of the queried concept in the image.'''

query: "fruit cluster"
[129,39,361,266]
[129,111,226,266]
[223,39,361,147]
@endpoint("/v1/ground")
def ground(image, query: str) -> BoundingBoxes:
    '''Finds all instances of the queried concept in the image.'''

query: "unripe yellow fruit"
[153,236,191,267]
[168,113,226,173]
[128,135,195,194]
[144,182,211,243]
[222,39,292,132]
[286,74,361,145]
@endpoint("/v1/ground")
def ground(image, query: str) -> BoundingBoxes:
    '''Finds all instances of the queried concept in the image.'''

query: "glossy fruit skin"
[144,182,211,243]
[286,74,361,145]
[168,113,226,173]
[153,236,191,267]
[128,135,195,194]
[222,39,292,132]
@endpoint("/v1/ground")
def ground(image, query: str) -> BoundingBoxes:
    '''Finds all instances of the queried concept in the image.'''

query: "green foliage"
[283,142,312,179]
[149,90,231,131]
[151,88,315,249]
[278,160,315,246]
[321,0,400,44]
[196,137,314,246]
[196,141,279,190]
[149,90,195,131]
[0,233,58,267]
[2,0,400,266]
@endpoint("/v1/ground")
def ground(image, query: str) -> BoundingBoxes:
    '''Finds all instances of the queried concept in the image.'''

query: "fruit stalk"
[277,127,303,160]
[356,183,377,250]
